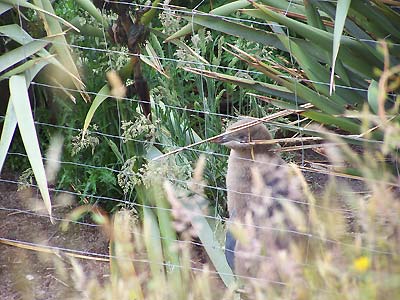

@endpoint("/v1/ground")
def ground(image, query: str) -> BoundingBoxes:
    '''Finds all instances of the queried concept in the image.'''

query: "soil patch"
[0,174,109,300]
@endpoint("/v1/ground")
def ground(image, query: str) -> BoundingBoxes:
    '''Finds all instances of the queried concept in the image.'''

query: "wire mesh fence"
[1,0,399,298]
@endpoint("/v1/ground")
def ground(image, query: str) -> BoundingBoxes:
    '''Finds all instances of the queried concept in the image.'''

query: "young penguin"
[213,118,308,282]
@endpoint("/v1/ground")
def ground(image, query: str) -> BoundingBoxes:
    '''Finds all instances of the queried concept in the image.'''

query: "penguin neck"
[231,144,272,160]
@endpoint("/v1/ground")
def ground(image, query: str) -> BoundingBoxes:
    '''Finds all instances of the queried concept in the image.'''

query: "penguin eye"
[238,135,249,143]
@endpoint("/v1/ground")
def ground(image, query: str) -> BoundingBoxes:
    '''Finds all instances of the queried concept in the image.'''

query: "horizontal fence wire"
[0,112,391,188]
[0,205,315,269]
[2,236,328,291]
[0,32,382,95]
[0,178,395,256]
[104,0,400,48]
[4,151,359,214]
[0,80,385,149]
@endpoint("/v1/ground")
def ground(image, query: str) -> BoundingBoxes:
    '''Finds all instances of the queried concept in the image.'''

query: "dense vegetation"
[0,0,399,299]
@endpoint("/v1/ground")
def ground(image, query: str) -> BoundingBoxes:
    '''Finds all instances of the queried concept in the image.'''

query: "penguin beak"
[211,135,228,144]
[212,135,250,144]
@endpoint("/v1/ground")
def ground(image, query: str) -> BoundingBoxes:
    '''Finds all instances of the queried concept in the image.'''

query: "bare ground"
[0,175,110,300]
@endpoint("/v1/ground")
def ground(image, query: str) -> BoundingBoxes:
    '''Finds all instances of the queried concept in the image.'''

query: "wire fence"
[0,175,395,257]
[0,33,384,95]
[1,0,399,296]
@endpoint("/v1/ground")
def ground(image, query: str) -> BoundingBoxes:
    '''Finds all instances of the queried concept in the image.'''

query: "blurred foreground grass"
[31,122,400,299]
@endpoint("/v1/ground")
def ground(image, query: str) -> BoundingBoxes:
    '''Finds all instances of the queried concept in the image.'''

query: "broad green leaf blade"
[252,2,379,77]
[34,0,86,94]
[252,2,332,46]
[217,47,343,114]
[274,31,357,107]
[0,3,12,14]
[247,93,300,110]
[0,60,49,170]
[302,110,360,134]
[106,139,124,164]
[312,1,371,40]
[0,40,49,73]
[303,1,351,85]
[368,80,379,114]
[140,43,169,78]
[330,0,351,95]
[163,181,235,287]
[166,0,251,41]
[1,0,79,31]
[73,0,108,25]
[262,0,307,15]
[351,0,400,40]
[179,193,235,287]
[304,1,326,30]
[0,101,17,172]
[69,16,104,38]
[0,24,82,85]
[183,67,303,103]
[181,15,286,50]
[143,207,167,285]
[281,77,342,114]
[9,75,53,222]
[83,84,110,135]
[0,56,49,81]
[0,24,42,44]
[147,186,183,295]
[289,41,358,106]
[141,0,161,25]
[371,0,400,33]
[178,14,329,64]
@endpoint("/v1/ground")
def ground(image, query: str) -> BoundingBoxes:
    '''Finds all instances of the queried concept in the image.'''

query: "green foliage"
[34,0,282,212]
[0,0,87,219]
[168,0,399,144]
